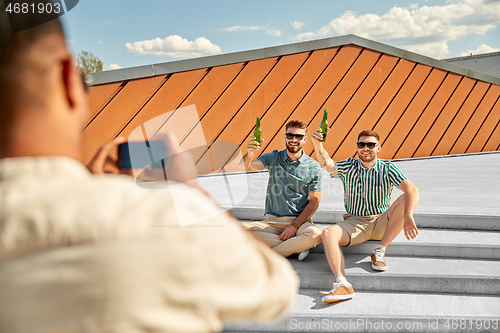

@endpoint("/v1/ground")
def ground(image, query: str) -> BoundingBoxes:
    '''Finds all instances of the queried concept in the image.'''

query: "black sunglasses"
[357,142,378,149]
[286,133,305,140]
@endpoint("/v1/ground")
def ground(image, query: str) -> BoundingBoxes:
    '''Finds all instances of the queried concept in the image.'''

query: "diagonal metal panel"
[240,48,339,160]
[333,59,416,160]
[394,73,463,159]
[467,94,500,153]
[80,75,166,164]
[85,82,123,125]
[414,77,477,158]
[117,68,208,142]
[373,64,432,160]
[216,52,310,146]
[380,69,448,159]
[431,81,491,156]
[178,63,246,120]
[304,48,383,159]
[482,99,500,152]
[315,53,399,161]
[192,57,278,165]
[262,45,363,155]
[212,52,311,170]
[451,84,500,155]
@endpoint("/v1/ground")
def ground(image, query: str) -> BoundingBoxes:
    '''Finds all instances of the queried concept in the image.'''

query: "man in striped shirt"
[312,129,420,304]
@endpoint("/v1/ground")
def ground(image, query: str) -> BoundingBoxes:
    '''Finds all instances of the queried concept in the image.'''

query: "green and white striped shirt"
[332,158,407,216]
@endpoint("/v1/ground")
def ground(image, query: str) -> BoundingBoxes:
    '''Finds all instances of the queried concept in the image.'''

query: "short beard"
[358,151,376,163]
[286,142,301,154]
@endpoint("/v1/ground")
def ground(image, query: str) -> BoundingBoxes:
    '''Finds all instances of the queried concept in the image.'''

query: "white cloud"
[98,41,105,44]
[109,64,122,70]
[460,43,500,56]
[294,0,500,58]
[67,40,75,44]
[291,21,305,31]
[105,21,114,24]
[220,25,263,32]
[125,35,222,58]
[295,32,316,41]
[220,25,282,37]
[266,29,282,37]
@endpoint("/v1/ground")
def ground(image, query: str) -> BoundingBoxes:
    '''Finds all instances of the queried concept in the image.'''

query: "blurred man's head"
[0,1,87,159]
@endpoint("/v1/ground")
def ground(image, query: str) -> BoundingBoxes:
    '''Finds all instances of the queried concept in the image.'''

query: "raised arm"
[242,136,265,172]
[311,128,337,176]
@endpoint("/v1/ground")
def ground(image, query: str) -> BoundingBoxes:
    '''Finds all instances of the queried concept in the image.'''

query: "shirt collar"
[356,158,380,172]
[282,149,305,163]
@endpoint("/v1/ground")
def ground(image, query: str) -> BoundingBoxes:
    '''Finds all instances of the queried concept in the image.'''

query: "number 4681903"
[6,2,61,14]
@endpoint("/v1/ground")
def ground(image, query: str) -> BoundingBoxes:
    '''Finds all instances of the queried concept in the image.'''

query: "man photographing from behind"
[0,3,299,332]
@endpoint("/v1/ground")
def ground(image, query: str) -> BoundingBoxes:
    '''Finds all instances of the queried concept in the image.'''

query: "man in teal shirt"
[243,120,322,261]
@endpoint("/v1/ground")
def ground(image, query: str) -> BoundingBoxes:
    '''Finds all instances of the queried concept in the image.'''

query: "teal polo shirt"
[258,149,322,217]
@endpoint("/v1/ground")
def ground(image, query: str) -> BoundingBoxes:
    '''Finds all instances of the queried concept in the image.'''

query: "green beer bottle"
[254,117,262,145]
[320,109,328,142]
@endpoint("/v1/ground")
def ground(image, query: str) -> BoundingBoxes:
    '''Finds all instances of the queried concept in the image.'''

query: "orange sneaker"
[322,282,355,303]
[371,249,387,271]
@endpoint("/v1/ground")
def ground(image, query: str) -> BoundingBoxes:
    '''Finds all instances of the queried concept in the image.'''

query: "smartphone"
[118,141,169,169]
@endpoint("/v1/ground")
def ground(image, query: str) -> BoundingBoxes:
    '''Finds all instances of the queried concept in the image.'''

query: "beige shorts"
[336,210,389,247]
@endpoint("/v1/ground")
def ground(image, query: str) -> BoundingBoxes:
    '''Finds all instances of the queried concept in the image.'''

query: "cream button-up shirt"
[0,157,299,333]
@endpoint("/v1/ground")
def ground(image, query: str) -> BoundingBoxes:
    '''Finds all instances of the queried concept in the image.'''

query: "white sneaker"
[298,249,310,261]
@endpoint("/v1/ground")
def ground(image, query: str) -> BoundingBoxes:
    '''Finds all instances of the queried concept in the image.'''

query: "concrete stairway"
[224,216,500,333]
[203,154,500,332]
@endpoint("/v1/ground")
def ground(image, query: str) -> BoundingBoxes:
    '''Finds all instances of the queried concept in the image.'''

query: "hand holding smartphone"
[114,134,200,189]
[118,141,169,169]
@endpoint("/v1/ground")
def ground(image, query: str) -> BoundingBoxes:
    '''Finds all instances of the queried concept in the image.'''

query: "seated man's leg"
[322,225,350,278]
[271,222,321,257]
[242,220,286,249]
[370,195,406,271]
[321,224,355,303]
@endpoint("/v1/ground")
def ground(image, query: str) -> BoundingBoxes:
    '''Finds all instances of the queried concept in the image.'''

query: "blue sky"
[61,0,500,71]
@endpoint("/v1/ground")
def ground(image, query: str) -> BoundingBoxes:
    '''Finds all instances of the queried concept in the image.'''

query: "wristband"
[291,222,299,229]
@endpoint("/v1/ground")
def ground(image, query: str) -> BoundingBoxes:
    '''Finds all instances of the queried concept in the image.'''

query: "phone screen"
[118,141,169,169]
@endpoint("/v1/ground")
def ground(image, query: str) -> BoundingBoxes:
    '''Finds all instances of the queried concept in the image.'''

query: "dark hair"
[358,130,380,142]
[0,0,65,76]
[285,120,308,132]
[0,1,65,144]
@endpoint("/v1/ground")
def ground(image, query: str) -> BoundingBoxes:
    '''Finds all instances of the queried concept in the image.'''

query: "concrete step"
[239,220,500,259]
[230,207,500,230]
[224,289,500,332]
[291,253,500,295]
[309,226,500,260]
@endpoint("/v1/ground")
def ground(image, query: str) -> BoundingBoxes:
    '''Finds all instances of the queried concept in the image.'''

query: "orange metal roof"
[82,35,500,174]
